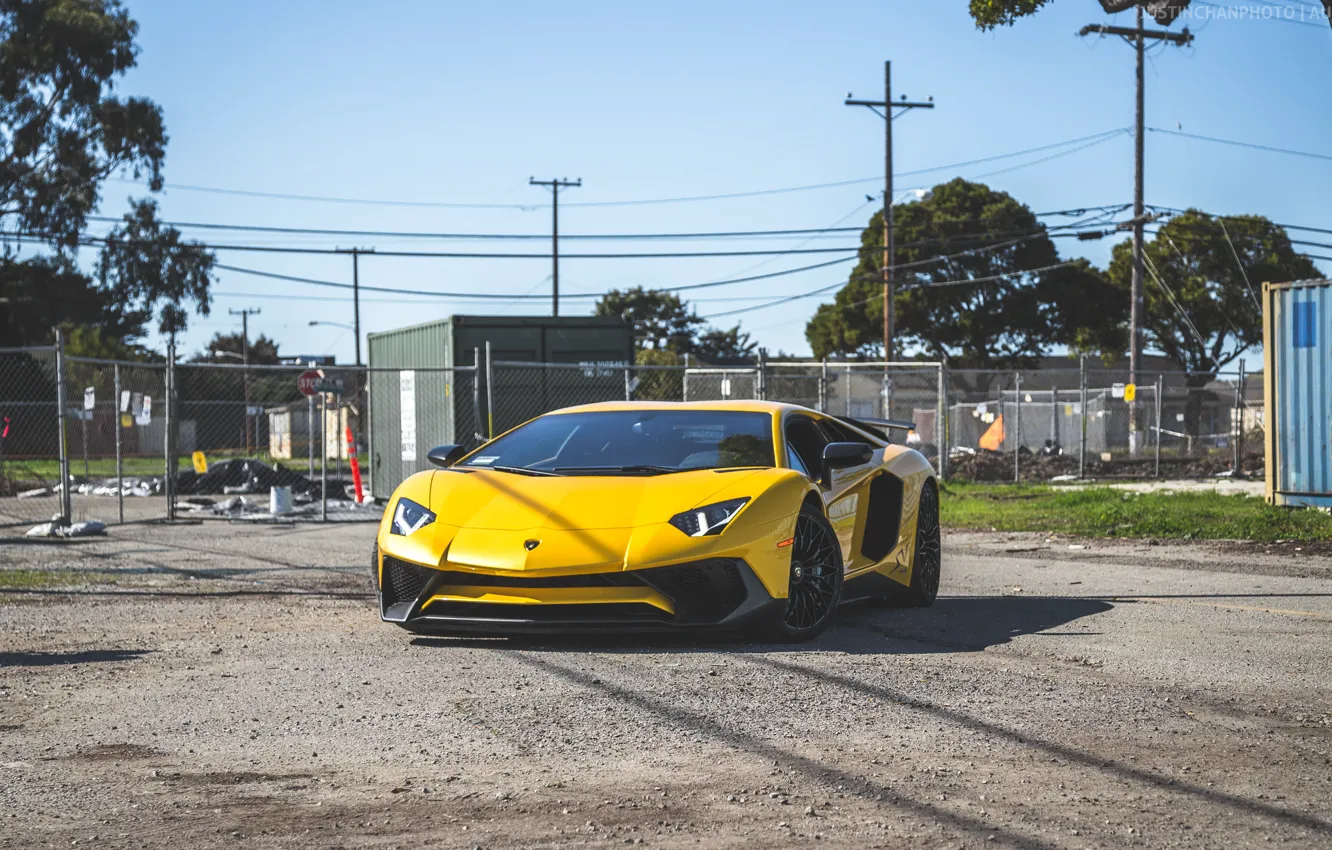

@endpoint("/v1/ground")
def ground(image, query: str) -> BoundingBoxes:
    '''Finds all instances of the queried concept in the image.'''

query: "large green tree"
[1107,209,1316,395]
[805,178,1124,374]
[0,0,214,346]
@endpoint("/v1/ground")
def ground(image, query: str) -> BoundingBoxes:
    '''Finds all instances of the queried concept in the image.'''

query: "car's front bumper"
[377,552,783,634]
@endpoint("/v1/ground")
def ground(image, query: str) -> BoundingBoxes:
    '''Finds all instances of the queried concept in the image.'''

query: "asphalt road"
[1,523,1329,849]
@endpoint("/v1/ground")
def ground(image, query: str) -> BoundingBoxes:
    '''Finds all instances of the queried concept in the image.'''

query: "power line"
[102,129,1131,211]
[79,203,1130,243]
[701,261,1080,322]
[8,231,863,259]
[1146,127,1332,162]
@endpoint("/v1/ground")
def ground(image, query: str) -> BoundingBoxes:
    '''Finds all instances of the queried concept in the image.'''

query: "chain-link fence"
[368,366,478,499]
[0,347,62,531]
[0,340,1269,537]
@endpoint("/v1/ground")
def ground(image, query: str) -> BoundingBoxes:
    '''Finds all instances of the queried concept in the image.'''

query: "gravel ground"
[2,521,1330,849]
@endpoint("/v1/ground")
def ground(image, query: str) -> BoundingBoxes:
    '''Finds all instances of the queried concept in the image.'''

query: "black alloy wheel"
[906,480,941,607]
[766,505,843,641]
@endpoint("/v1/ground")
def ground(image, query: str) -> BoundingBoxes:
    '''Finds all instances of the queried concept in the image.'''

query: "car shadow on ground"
[0,649,153,668]
[409,594,1113,655]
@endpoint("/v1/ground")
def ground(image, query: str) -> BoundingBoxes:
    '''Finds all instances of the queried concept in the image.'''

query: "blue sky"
[97,0,1332,361]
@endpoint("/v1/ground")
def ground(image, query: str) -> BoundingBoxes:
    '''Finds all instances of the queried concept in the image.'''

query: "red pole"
[345,426,364,503]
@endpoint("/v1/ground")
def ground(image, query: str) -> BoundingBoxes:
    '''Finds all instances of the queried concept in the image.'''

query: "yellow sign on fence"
[191,451,208,474]
[1124,383,1137,402]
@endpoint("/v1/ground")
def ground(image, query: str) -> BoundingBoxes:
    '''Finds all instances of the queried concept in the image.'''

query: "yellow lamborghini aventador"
[373,401,940,641]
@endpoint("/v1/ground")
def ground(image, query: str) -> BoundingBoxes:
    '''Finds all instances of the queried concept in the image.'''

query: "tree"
[192,331,281,365]
[1106,209,1317,434]
[595,287,703,352]
[0,0,165,250]
[1,1,214,347]
[969,0,1051,29]
[969,0,1332,31]
[0,254,143,345]
[693,325,757,364]
[805,178,1122,380]
[95,199,215,342]
[594,286,759,363]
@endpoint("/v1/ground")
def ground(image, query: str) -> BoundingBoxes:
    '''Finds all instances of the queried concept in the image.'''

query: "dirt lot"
[2,522,1330,849]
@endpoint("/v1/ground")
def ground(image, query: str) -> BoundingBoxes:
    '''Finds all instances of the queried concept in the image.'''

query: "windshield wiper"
[552,464,679,475]
[475,465,563,477]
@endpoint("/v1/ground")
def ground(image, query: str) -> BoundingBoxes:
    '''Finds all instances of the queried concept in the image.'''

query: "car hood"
[428,467,762,531]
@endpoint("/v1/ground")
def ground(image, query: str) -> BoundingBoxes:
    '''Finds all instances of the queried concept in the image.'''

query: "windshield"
[460,409,775,474]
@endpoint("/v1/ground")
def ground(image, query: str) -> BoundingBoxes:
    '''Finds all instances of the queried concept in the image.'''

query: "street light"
[309,320,355,331]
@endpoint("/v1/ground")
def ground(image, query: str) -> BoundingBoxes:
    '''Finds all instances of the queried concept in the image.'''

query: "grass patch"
[0,569,116,590]
[940,481,1332,543]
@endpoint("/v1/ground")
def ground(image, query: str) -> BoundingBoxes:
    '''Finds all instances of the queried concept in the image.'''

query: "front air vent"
[381,556,434,613]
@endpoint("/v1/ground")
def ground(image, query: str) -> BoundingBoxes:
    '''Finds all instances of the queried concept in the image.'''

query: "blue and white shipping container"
[1264,279,1332,508]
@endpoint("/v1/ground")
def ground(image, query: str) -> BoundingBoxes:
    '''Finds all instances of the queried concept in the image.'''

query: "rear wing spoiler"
[837,416,916,441]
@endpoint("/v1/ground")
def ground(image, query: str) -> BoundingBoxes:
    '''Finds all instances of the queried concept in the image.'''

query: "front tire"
[762,504,843,642]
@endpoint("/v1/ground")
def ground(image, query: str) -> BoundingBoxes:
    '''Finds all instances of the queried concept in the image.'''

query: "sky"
[88,0,1332,362]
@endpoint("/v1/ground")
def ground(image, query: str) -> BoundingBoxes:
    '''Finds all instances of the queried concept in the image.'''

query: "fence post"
[819,358,828,413]
[1078,354,1088,480]
[624,363,633,401]
[1013,373,1022,483]
[54,327,72,526]
[756,350,767,401]
[164,340,176,522]
[1050,387,1058,451]
[1155,373,1163,478]
[363,366,374,498]
[1235,358,1245,477]
[114,362,124,524]
[844,363,852,416]
[320,391,328,522]
[936,363,947,479]
[306,390,315,479]
[471,347,482,442]
[485,341,494,439]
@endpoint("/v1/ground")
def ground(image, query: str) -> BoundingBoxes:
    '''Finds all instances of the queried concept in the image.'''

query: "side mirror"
[427,445,467,468]
[820,442,872,487]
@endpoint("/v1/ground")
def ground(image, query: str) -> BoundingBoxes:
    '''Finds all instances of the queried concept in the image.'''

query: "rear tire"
[867,479,941,608]
[903,480,941,607]
[760,504,843,642]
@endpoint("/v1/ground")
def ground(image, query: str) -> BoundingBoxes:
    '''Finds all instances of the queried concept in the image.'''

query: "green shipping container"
[366,315,633,497]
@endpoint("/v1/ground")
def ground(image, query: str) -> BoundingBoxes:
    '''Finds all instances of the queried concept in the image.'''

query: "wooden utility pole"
[846,63,935,367]
[1078,14,1192,453]
[530,177,582,316]
[335,248,374,366]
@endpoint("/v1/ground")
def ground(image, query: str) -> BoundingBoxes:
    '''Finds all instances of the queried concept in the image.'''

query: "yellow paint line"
[1124,596,1332,620]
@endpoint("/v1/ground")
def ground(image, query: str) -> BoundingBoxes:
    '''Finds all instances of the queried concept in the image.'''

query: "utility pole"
[846,62,934,415]
[229,307,261,454]
[1079,10,1192,453]
[335,248,373,366]
[530,177,582,316]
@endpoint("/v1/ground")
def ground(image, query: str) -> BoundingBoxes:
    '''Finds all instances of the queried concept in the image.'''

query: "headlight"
[390,498,436,537]
[669,497,750,538]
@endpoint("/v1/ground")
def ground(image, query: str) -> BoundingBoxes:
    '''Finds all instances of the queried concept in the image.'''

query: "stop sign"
[297,370,320,397]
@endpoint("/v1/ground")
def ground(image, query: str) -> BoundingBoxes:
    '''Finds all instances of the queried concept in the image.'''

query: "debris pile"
[176,459,319,498]
[948,446,1265,481]
[25,518,107,538]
